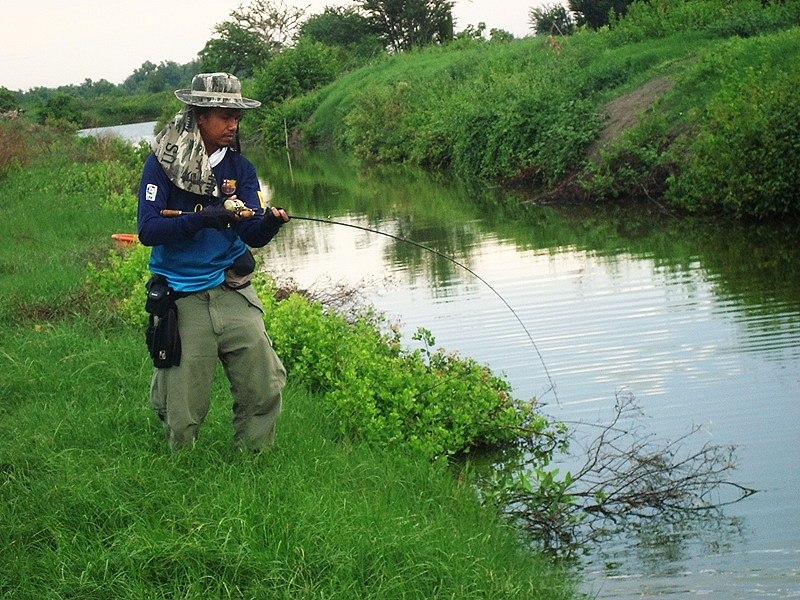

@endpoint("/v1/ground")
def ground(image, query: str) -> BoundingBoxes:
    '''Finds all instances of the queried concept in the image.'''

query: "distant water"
[77,121,157,145]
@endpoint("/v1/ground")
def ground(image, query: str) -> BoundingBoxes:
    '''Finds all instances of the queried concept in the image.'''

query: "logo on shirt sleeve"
[145,184,158,202]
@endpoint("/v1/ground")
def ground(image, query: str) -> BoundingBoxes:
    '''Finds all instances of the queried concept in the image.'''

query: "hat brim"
[174,89,261,109]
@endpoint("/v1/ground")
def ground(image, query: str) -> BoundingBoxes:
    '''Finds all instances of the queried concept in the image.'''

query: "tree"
[228,0,307,54]
[0,87,19,112]
[568,0,634,28]
[199,21,272,77]
[530,3,575,36]
[355,0,455,52]
[298,6,384,60]
[252,39,340,106]
[455,22,487,41]
[489,28,515,43]
[37,93,83,128]
[122,61,197,94]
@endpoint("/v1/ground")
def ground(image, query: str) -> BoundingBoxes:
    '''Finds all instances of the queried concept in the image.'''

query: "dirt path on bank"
[587,77,673,163]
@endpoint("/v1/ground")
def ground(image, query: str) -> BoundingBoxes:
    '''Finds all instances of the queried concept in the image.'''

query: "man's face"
[197,108,243,154]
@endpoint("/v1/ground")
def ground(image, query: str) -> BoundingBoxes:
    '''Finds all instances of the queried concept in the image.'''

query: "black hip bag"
[145,275,181,368]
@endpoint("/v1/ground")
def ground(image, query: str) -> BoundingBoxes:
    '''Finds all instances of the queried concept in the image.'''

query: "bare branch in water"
[478,390,758,558]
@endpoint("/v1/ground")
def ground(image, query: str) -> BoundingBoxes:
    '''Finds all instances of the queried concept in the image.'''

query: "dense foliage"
[570,0,633,28]
[665,31,800,217]
[356,0,456,51]
[9,0,799,217]
[299,6,384,61]
[259,0,800,218]
[14,61,192,128]
[251,39,342,108]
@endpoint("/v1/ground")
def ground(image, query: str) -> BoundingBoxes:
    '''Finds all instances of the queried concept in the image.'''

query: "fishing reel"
[223,197,255,219]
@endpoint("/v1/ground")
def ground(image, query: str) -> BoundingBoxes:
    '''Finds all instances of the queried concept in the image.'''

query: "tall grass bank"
[261,0,800,218]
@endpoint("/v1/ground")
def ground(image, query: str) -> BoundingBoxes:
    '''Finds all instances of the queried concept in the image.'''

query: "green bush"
[252,40,341,108]
[265,289,541,458]
[670,69,800,216]
[259,90,325,147]
[85,242,151,327]
[607,0,800,44]
[582,112,674,200]
[667,31,800,217]
[37,92,84,128]
[344,82,420,163]
[0,86,18,112]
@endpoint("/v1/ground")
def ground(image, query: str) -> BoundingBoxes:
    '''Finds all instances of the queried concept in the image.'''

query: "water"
[250,150,800,599]
[78,120,157,145]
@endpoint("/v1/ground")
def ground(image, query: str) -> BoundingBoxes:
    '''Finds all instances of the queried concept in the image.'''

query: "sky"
[1,0,552,91]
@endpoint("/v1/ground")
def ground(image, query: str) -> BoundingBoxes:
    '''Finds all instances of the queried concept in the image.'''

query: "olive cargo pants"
[149,284,286,451]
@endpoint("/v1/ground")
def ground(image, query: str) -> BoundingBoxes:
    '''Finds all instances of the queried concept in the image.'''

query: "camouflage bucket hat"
[174,72,261,109]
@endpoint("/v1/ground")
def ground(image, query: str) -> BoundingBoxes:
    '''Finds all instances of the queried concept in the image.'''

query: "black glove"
[200,204,236,229]
[260,208,287,236]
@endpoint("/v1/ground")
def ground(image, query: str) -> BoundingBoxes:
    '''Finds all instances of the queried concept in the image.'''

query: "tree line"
[2,0,640,127]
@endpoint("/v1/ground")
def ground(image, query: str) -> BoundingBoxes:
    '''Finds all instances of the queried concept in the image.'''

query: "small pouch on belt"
[225,248,256,289]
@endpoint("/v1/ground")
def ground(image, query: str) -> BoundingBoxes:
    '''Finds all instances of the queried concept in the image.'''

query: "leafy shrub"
[85,242,151,326]
[252,40,341,108]
[607,0,800,45]
[89,91,171,127]
[261,287,546,458]
[260,90,324,148]
[0,87,18,112]
[667,31,800,217]
[343,82,420,162]
[37,92,84,128]
[669,69,800,217]
[582,112,674,200]
[52,136,146,223]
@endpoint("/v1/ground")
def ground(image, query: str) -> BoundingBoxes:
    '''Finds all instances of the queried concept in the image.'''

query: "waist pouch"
[145,275,181,368]
[224,248,256,290]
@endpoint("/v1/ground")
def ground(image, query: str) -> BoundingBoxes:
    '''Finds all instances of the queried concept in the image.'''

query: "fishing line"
[289,214,558,402]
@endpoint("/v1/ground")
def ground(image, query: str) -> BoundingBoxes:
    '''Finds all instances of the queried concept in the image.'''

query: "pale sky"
[1,0,552,91]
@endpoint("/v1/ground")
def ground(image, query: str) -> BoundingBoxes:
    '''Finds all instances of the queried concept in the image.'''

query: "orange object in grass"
[111,233,139,249]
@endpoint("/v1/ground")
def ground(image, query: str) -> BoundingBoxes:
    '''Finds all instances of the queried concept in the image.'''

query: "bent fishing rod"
[160,205,558,402]
[289,214,558,403]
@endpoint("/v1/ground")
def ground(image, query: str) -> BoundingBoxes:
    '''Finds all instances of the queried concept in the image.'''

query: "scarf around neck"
[151,106,219,198]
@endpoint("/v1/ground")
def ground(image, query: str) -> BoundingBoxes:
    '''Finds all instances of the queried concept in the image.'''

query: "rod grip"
[160,209,183,217]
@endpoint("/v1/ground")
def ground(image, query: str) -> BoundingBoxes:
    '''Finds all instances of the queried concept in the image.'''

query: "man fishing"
[137,72,289,452]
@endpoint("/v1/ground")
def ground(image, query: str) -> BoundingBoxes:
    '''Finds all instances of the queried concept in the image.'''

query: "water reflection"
[249,147,800,599]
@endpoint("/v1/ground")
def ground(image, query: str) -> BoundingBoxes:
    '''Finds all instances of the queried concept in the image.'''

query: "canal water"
[250,150,800,599]
[78,121,158,145]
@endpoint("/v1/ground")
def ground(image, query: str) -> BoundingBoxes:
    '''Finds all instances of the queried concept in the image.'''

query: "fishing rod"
[289,214,558,403]
[160,204,558,401]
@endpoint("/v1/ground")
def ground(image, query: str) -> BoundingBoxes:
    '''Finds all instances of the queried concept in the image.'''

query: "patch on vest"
[221,179,237,195]
[145,183,158,202]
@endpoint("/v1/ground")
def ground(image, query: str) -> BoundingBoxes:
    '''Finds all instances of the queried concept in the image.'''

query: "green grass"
[0,131,574,599]
[0,322,571,599]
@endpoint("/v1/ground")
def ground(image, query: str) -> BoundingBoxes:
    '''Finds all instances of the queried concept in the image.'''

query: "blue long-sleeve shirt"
[137,150,279,293]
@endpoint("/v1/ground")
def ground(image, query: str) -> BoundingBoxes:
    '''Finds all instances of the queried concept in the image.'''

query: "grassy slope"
[0,139,573,598]
[269,9,799,217]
